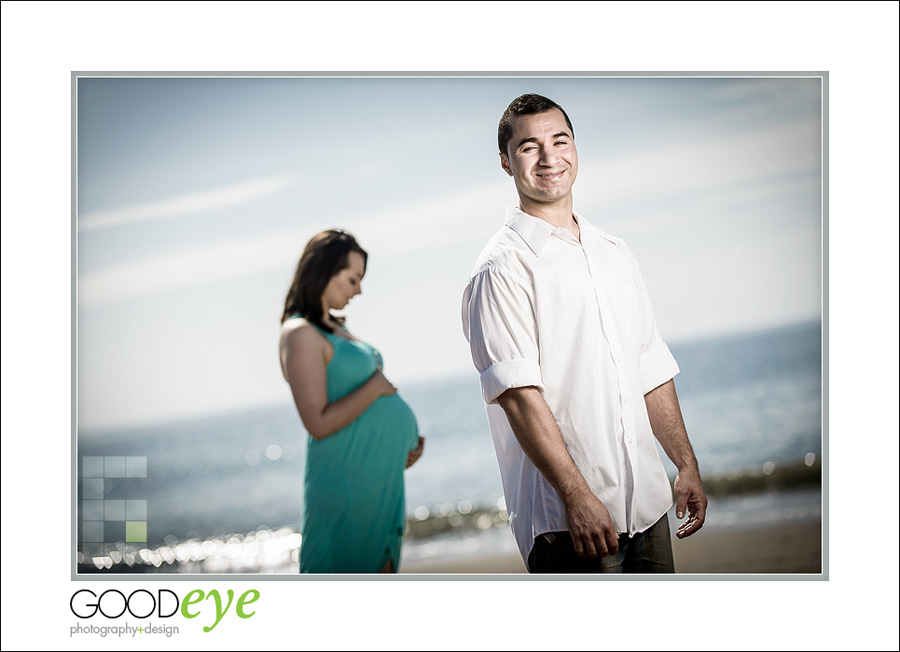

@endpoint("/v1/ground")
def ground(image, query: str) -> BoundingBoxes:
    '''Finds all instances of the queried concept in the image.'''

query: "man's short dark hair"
[498,94,575,156]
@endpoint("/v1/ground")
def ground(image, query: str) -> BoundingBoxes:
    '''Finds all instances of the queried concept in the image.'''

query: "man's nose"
[539,146,560,166]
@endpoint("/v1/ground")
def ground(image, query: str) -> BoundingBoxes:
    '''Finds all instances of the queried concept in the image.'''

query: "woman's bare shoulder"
[281,317,322,344]
[281,315,310,331]
[280,317,330,373]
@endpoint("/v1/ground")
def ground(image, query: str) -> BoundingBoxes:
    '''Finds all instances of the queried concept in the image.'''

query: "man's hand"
[564,489,619,558]
[673,468,707,539]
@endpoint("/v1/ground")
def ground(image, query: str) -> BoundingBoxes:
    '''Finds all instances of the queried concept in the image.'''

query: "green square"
[125,521,146,542]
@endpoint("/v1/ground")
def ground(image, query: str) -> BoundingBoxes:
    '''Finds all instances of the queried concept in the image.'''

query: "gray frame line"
[71,70,828,581]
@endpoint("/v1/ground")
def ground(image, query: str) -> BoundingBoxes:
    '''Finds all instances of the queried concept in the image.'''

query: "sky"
[76,74,824,429]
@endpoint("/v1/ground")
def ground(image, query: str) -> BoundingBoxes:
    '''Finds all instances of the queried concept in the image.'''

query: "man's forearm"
[645,378,708,537]
[496,385,619,556]
[496,386,591,502]
[644,379,699,472]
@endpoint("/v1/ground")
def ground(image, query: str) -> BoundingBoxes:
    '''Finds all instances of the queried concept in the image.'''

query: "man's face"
[500,108,578,209]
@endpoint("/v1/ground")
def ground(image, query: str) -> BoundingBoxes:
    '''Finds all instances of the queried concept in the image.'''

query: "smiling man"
[461,94,707,573]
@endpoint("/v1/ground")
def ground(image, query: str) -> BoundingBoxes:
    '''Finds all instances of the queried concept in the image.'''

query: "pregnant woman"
[279,229,424,573]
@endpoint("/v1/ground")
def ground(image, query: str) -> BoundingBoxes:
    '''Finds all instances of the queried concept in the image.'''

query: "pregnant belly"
[366,393,418,444]
[306,393,418,474]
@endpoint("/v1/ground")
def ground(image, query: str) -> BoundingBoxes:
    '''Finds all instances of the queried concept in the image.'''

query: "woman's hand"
[371,370,398,397]
[405,436,425,469]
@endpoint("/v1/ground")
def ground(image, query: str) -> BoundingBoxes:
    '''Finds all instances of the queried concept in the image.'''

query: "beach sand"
[399,520,822,575]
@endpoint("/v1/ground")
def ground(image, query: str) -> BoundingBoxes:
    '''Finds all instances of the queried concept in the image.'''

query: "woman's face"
[321,251,366,312]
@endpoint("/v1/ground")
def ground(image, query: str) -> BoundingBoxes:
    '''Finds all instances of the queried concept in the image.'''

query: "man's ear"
[499,152,513,177]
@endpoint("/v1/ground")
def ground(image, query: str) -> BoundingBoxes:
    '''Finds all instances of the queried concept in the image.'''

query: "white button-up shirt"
[461,206,680,563]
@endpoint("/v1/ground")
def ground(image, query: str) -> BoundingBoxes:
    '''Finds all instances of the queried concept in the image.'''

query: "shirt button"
[627,437,634,445]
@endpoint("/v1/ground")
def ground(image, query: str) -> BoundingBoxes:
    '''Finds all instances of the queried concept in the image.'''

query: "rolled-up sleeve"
[640,342,680,395]
[461,264,543,404]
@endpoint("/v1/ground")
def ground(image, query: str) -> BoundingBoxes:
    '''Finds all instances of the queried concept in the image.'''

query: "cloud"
[78,118,822,307]
[78,181,510,306]
[577,119,821,214]
[78,230,310,305]
[78,174,294,231]
[706,77,822,110]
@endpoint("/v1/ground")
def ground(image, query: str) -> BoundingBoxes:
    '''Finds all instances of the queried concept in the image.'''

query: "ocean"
[77,320,823,572]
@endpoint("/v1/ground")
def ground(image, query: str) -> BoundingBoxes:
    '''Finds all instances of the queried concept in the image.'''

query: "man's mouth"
[536,170,565,181]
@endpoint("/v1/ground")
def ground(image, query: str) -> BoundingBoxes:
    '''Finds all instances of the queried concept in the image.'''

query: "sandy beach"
[400,520,822,575]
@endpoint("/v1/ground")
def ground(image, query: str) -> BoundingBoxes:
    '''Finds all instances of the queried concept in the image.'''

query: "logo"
[70,588,260,634]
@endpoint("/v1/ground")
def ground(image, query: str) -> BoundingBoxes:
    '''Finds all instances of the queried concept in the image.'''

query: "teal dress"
[297,321,419,573]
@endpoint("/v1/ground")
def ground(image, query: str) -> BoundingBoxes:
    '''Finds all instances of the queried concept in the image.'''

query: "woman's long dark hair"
[281,229,368,331]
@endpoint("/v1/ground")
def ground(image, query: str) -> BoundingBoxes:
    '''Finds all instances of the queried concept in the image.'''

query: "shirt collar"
[575,212,609,248]
[505,206,554,256]
[505,206,616,256]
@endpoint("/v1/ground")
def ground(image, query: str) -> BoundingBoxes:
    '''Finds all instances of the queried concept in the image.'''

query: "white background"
[1,1,898,650]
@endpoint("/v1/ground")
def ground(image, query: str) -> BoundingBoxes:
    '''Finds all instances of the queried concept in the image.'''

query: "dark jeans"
[527,513,675,573]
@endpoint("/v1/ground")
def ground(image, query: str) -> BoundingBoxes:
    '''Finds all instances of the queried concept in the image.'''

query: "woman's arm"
[281,324,396,440]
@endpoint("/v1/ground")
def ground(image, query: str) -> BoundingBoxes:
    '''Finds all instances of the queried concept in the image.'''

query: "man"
[461,93,707,573]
